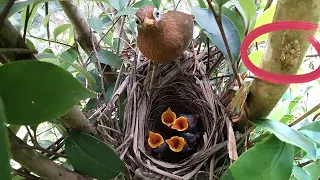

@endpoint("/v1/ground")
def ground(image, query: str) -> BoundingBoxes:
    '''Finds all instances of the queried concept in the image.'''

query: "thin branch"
[28,35,73,47]
[23,5,31,42]
[289,102,320,126]
[205,0,242,87]
[0,0,16,31]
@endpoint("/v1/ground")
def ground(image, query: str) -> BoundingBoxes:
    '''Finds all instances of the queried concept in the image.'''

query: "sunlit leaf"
[192,7,240,61]
[53,24,71,40]
[292,165,310,180]
[280,114,294,124]
[251,119,317,160]
[253,4,276,42]
[221,135,293,180]
[65,131,125,179]
[230,0,256,31]
[298,121,320,144]
[197,0,206,8]
[96,50,122,69]
[267,99,291,121]
[222,7,245,41]
[0,61,95,125]
[303,162,320,180]
[0,98,11,180]
[248,50,263,66]
[288,96,302,112]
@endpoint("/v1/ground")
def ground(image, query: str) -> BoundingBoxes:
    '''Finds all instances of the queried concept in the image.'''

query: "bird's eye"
[135,17,141,25]
[153,9,161,21]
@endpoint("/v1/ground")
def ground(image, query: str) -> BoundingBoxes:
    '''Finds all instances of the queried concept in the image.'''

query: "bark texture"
[239,0,320,128]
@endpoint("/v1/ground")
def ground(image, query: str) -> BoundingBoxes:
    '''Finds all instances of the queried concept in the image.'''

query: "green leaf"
[252,4,276,42]
[0,61,95,125]
[292,165,310,180]
[303,163,320,180]
[53,24,71,40]
[0,0,57,17]
[88,17,104,34]
[59,48,78,70]
[132,0,153,8]
[115,8,137,18]
[21,4,39,32]
[152,0,161,8]
[267,99,291,121]
[0,98,11,180]
[230,0,256,31]
[221,135,293,180]
[109,0,128,11]
[280,114,294,124]
[289,96,302,112]
[214,0,229,8]
[237,0,256,29]
[298,121,320,144]
[197,0,206,8]
[192,7,240,61]
[248,50,263,66]
[102,16,112,26]
[36,53,60,66]
[96,50,122,69]
[43,12,54,27]
[65,131,124,179]
[221,7,245,41]
[63,62,96,88]
[251,119,317,160]
[25,38,36,50]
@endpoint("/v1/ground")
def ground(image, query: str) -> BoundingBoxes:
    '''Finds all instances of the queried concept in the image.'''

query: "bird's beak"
[148,131,164,148]
[165,136,186,152]
[171,117,188,131]
[143,17,155,27]
[161,107,176,127]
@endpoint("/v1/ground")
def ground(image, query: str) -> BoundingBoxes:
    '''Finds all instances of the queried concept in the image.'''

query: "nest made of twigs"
[111,48,236,180]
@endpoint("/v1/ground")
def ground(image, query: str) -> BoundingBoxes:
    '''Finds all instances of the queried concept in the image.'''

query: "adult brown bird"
[135,5,194,63]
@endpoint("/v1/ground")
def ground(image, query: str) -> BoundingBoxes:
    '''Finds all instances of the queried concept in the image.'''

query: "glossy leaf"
[59,48,78,70]
[97,50,122,69]
[231,0,256,31]
[222,7,245,41]
[214,0,229,8]
[43,12,54,27]
[0,61,95,125]
[88,17,104,34]
[292,165,310,180]
[197,0,206,8]
[192,7,240,61]
[253,4,276,42]
[115,8,137,18]
[221,135,293,180]
[109,0,128,11]
[65,131,124,179]
[248,50,263,66]
[298,121,320,144]
[251,119,317,160]
[280,114,294,124]
[53,24,71,40]
[152,0,161,8]
[0,98,11,180]
[267,99,291,121]
[303,162,320,180]
[0,0,57,17]
[132,0,153,8]
[288,96,302,112]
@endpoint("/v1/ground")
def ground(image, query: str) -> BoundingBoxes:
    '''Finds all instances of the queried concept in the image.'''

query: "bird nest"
[97,48,245,179]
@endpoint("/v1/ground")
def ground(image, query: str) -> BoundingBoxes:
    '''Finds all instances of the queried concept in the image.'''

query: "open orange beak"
[161,107,176,127]
[148,131,164,148]
[165,136,186,152]
[171,116,188,131]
